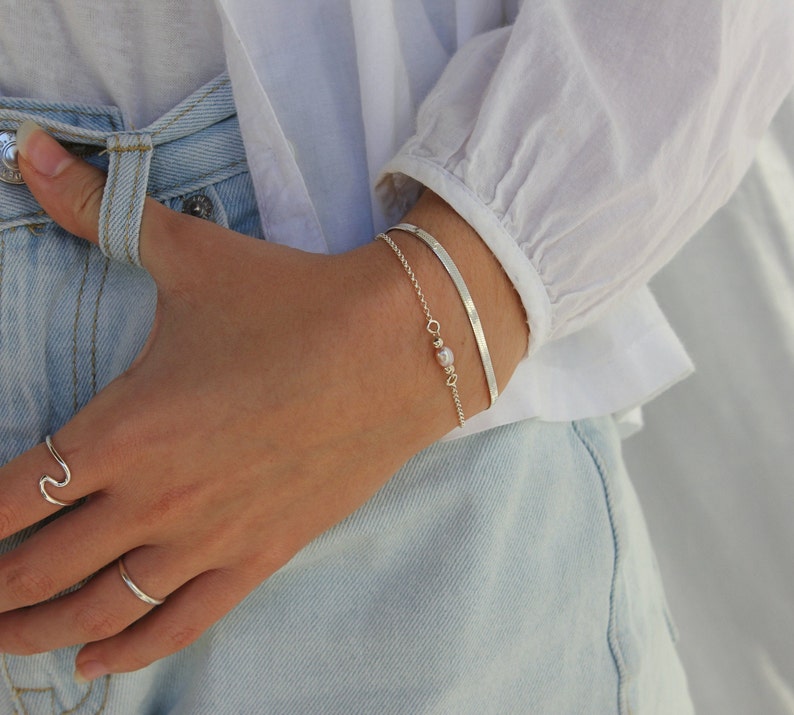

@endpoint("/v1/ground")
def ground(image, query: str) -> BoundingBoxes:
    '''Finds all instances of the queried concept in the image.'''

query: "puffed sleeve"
[379,1,794,355]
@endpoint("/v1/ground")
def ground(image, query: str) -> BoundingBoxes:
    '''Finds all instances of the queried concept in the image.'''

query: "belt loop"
[97,133,154,266]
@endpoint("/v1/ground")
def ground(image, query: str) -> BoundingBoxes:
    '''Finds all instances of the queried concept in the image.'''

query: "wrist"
[317,190,527,451]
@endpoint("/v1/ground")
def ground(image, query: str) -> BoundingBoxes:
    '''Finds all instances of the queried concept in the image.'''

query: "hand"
[0,124,526,682]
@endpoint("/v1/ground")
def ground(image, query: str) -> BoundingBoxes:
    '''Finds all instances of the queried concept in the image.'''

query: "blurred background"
[624,93,794,713]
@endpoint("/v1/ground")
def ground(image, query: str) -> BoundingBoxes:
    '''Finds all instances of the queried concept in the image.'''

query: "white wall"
[624,95,794,714]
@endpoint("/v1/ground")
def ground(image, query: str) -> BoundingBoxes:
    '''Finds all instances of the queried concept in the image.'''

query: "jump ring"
[118,557,166,606]
[40,435,77,507]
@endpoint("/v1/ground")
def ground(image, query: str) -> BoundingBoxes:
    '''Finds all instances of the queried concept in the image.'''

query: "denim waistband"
[0,73,244,266]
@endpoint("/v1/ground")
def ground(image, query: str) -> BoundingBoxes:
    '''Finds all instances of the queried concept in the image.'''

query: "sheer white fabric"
[215,0,794,435]
[2,1,793,436]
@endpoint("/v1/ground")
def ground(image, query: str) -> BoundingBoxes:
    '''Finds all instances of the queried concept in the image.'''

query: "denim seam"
[150,158,248,202]
[1,154,245,228]
[0,659,110,715]
[0,208,47,226]
[0,124,112,145]
[124,146,148,263]
[101,177,116,256]
[1,653,26,714]
[100,150,124,256]
[0,120,122,140]
[61,675,111,715]
[571,420,629,715]
[2,77,224,142]
[90,257,111,396]
[150,77,231,139]
[0,103,122,130]
[71,250,91,413]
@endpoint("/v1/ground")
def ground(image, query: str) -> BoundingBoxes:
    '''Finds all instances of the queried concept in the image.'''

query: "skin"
[0,123,528,682]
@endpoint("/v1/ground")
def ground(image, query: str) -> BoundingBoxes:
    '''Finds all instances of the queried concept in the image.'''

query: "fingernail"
[74,660,109,684]
[16,120,74,177]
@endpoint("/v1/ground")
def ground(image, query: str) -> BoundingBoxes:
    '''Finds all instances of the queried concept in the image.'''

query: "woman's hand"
[0,126,526,681]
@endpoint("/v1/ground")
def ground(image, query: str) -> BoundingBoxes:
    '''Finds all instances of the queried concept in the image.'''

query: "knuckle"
[4,564,57,605]
[145,486,195,525]
[0,623,42,655]
[74,176,105,226]
[75,604,125,641]
[0,500,21,537]
[164,621,202,651]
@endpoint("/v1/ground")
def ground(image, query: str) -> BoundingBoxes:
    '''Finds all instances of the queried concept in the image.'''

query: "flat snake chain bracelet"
[375,232,466,429]
[388,223,499,407]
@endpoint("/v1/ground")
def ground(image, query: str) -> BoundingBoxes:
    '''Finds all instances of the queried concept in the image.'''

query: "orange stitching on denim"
[22,125,103,145]
[58,679,93,714]
[71,249,91,413]
[123,146,148,264]
[1,652,34,714]
[1,77,226,144]
[0,208,47,224]
[90,256,111,396]
[151,77,230,138]
[3,75,229,145]
[101,147,121,256]
[61,675,111,714]
[105,145,151,154]
[102,140,150,262]
[93,675,111,714]
[0,126,116,146]
[0,653,111,715]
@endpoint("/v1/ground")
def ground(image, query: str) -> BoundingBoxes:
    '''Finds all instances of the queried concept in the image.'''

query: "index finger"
[0,436,93,541]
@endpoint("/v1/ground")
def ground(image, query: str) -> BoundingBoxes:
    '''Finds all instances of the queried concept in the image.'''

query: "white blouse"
[217,0,794,437]
[3,1,793,437]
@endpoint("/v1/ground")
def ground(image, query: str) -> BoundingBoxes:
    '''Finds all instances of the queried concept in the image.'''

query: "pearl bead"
[436,346,454,368]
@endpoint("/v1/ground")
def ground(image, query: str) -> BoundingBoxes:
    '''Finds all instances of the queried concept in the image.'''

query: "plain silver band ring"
[118,557,166,606]
[40,435,77,507]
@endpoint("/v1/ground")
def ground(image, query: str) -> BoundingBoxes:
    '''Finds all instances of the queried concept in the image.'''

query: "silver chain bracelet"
[376,232,466,428]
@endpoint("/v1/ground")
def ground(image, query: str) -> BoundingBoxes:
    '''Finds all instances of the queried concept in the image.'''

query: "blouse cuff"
[377,155,550,358]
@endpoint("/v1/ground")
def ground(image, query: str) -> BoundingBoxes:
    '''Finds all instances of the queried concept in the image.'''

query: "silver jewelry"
[376,232,466,428]
[40,435,77,507]
[118,557,165,606]
[389,223,499,407]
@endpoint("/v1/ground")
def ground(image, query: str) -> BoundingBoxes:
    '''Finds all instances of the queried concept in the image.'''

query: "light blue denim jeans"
[0,77,693,714]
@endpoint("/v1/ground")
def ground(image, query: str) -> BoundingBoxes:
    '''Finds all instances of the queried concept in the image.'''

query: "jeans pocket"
[572,417,691,713]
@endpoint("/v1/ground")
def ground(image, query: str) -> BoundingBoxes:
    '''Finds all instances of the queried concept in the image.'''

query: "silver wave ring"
[39,435,77,507]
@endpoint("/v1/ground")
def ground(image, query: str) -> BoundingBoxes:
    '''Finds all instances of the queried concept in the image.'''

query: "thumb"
[16,120,106,245]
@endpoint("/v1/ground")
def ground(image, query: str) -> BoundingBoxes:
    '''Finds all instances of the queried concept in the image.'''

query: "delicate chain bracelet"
[376,232,466,428]
[389,223,499,407]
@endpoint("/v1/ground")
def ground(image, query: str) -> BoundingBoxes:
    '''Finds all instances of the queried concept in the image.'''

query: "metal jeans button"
[0,130,24,185]
[182,194,214,221]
